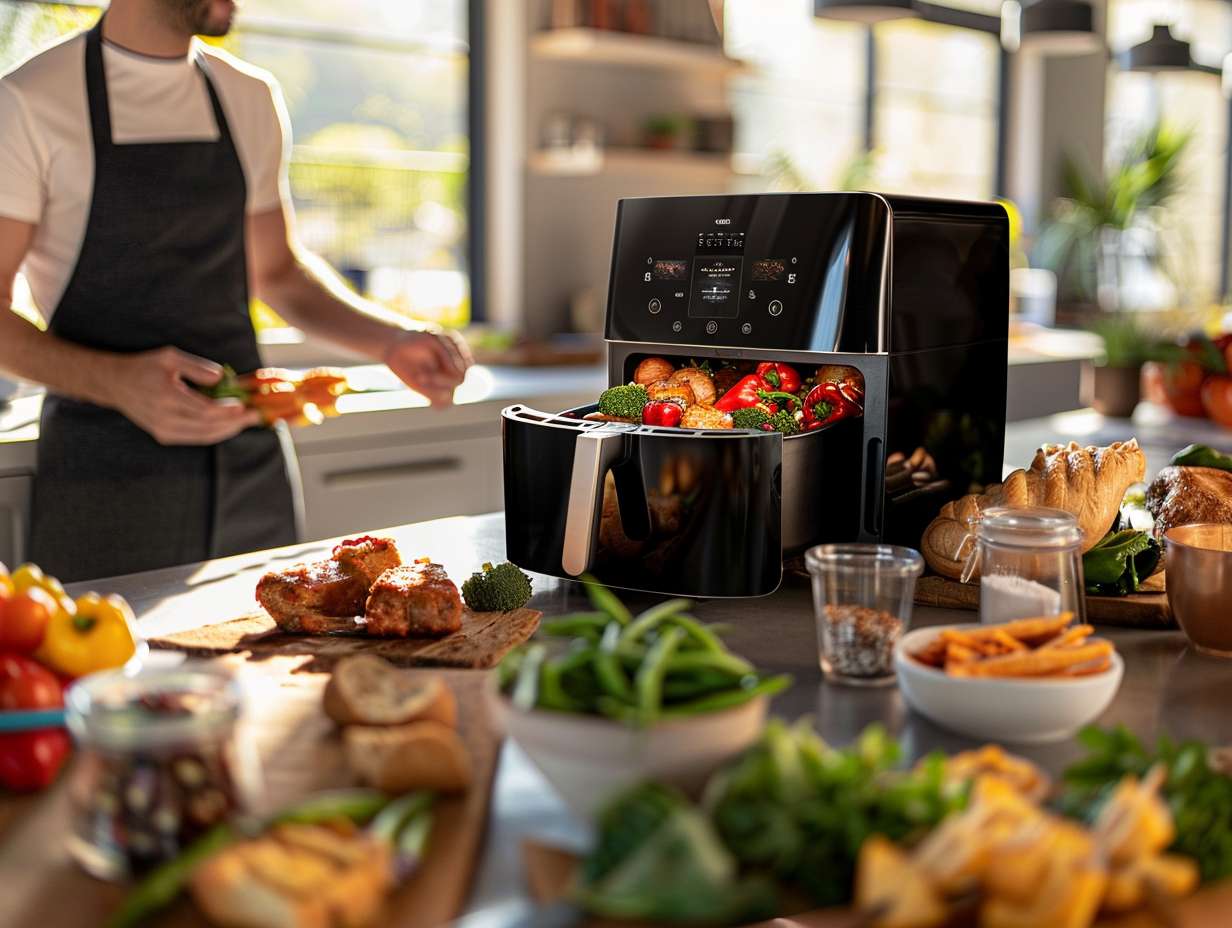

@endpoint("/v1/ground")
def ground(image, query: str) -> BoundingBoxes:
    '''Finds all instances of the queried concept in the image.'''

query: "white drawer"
[296,435,502,541]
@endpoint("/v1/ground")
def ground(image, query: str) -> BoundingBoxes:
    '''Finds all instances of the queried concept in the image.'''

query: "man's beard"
[155,0,235,37]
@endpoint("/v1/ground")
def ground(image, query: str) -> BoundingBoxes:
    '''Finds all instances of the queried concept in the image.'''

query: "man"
[0,0,472,581]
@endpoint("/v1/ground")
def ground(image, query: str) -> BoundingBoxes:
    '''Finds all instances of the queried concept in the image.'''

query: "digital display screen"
[689,257,743,318]
[751,258,786,282]
[652,259,688,281]
[696,232,745,254]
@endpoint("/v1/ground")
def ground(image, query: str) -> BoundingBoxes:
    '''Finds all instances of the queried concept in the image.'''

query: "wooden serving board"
[914,575,1175,629]
[0,656,502,928]
[148,606,541,670]
[523,841,1232,927]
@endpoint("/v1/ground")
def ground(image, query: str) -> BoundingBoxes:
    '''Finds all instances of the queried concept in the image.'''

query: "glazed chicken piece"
[364,561,463,637]
[1146,466,1232,538]
[256,536,402,633]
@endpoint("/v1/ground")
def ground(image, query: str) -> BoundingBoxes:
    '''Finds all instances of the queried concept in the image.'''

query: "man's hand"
[383,329,473,406]
[102,347,260,446]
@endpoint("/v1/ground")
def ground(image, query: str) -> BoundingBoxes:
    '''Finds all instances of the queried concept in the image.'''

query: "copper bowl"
[1165,524,1232,658]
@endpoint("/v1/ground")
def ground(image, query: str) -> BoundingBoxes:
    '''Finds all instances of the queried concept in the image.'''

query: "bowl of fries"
[894,614,1123,743]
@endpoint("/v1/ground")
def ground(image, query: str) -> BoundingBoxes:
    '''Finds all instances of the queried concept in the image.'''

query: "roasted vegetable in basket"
[596,384,649,419]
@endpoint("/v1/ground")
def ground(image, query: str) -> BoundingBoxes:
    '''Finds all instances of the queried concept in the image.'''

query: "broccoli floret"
[768,410,800,435]
[730,408,770,430]
[462,561,533,612]
[597,384,649,419]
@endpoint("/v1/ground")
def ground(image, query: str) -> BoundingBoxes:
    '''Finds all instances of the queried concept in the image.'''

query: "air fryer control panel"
[606,193,891,353]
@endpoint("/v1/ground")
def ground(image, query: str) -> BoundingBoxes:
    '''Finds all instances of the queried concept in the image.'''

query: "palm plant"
[1034,122,1191,307]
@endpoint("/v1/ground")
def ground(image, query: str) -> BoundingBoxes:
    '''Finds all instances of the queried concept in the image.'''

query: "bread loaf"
[921,440,1147,580]
[323,654,456,728]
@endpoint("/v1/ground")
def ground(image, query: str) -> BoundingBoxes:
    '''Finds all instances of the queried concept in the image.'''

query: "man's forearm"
[0,309,121,405]
[257,250,425,362]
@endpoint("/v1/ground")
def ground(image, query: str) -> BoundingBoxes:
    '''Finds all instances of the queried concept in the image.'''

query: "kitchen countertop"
[25,483,1225,927]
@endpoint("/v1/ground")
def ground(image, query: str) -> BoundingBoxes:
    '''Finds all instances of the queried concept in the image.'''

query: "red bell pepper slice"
[714,374,772,412]
[802,381,861,430]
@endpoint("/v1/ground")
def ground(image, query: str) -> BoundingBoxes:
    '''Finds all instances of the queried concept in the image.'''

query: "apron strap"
[82,18,237,152]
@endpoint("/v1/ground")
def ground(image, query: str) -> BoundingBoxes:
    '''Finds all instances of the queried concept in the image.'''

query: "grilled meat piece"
[681,404,732,430]
[364,561,463,637]
[646,380,695,406]
[256,536,402,633]
[1146,466,1232,538]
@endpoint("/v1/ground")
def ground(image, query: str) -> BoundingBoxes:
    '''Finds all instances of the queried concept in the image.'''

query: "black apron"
[28,21,302,582]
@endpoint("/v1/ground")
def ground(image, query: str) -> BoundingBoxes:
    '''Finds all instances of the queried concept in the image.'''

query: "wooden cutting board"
[914,575,1175,629]
[523,841,1232,927]
[148,607,541,670]
[0,656,502,928]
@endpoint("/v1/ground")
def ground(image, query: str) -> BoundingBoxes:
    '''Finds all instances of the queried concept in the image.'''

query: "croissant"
[920,439,1147,580]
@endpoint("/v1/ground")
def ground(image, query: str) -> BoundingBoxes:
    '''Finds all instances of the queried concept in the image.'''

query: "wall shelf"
[530,27,746,76]
[529,147,735,177]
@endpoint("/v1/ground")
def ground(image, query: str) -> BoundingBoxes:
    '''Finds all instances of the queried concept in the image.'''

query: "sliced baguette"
[323,654,456,728]
[344,720,472,794]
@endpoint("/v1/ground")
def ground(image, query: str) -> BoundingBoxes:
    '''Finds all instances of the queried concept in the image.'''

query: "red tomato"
[0,587,54,654]
[0,653,63,711]
[1201,376,1232,428]
[0,730,71,791]
[1161,360,1207,418]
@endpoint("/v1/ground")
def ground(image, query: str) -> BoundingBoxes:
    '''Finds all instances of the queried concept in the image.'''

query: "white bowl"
[489,689,767,823]
[894,625,1124,744]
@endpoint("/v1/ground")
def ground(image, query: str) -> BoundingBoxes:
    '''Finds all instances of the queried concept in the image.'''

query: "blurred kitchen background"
[3,0,1232,555]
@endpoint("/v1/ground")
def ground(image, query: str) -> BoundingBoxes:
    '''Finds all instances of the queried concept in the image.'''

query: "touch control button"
[705,320,719,335]
[671,320,683,333]
[648,298,662,314]
[768,300,783,317]
[741,323,752,335]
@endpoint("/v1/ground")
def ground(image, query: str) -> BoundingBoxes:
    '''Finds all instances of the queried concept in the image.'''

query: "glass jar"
[805,543,924,686]
[64,663,256,880]
[962,507,1086,624]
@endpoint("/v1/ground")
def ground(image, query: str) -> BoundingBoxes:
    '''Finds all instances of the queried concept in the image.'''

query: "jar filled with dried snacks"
[805,543,924,686]
[64,663,259,880]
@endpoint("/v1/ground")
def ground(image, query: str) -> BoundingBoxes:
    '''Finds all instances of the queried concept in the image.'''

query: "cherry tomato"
[0,588,54,654]
[1161,360,1207,418]
[0,653,63,711]
[0,730,71,791]
[1201,375,1232,429]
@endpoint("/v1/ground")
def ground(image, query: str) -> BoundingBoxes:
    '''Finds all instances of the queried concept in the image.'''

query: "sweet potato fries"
[910,613,1116,678]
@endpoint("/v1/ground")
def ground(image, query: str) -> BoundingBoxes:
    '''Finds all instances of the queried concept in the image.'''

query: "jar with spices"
[64,663,258,880]
[805,543,924,686]
[961,507,1086,624]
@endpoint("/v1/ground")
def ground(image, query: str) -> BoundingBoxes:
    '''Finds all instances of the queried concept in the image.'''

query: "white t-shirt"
[0,31,291,319]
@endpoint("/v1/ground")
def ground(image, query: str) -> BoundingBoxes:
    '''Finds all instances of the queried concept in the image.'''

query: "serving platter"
[0,657,502,928]
[913,575,1173,629]
[147,606,542,670]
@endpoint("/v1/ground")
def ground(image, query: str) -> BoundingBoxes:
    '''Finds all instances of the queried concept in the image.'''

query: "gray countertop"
[50,499,1230,927]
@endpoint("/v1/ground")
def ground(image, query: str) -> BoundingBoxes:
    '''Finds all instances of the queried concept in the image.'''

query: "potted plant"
[1034,122,1190,316]
[642,114,690,151]
[1090,315,1156,418]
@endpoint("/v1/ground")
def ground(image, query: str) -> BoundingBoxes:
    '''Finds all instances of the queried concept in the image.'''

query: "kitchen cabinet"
[0,474,32,567]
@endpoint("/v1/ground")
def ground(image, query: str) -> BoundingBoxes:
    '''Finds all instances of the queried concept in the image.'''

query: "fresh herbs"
[575,723,965,924]
[1083,527,1160,595]
[1059,726,1232,883]
[500,581,790,724]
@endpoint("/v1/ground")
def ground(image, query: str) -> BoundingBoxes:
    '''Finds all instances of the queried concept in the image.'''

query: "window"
[872,16,1000,199]
[724,0,1001,200]
[1105,0,1229,306]
[0,1,475,329]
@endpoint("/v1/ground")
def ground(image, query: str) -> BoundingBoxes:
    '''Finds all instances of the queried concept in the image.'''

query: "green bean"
[539,648,594,711]
[661,670,746,701]
[663,613,725,653]
[512,643,547,710]
[620,598,693,646]
[272,788,390,826]
[581,573,634,625]
[368,790,435,845]
[635,626,684,720]
[659,674,792,718]
[595,622,633,702]
[541,612,610,637]
[665,650,754,677]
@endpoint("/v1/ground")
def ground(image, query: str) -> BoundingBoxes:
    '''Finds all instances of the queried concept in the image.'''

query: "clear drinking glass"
[963,507,1087,624]
[64,663,259,880]
[805,543,924,686]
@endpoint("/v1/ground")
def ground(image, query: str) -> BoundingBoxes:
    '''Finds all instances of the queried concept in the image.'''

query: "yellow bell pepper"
[40,593,137,678]
[0,565,13,598]
[9,563,73,615]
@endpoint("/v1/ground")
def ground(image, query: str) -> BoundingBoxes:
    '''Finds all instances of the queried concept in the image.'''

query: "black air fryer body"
[503,192,1009,597]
